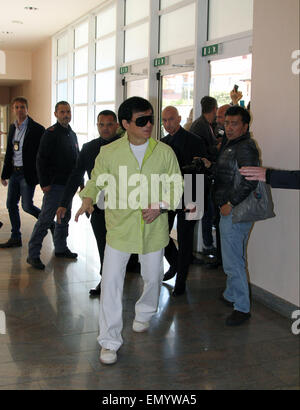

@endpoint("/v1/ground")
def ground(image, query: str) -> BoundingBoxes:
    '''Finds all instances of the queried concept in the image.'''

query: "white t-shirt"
[130,140,149,169]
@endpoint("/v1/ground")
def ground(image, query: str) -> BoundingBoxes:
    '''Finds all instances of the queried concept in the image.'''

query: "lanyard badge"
[14,141,20,151]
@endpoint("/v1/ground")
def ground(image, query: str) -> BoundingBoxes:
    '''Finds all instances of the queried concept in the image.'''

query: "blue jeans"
[6,170,40,239]
[28,184,72,258]
[219,212,252,313]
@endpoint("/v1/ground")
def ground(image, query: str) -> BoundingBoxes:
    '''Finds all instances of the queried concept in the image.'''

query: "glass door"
[160,71,194,138]
[209,54,252,108]
[126,78,149,99]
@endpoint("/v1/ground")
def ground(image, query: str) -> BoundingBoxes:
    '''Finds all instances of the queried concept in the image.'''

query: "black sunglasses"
[134,115,154,127]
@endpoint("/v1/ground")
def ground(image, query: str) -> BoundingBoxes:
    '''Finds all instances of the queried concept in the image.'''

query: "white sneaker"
[99,348,117,365]
[132,320,150,333]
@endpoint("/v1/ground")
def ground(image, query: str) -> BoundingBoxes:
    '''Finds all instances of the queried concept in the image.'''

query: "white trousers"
[97,244,164,351]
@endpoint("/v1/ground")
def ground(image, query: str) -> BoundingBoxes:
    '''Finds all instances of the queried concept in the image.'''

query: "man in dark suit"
[161,106,207,296]
[56,110,139,296]
[0,97,45,248]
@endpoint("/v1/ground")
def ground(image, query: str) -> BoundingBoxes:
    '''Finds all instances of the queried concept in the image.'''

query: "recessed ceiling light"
[24,6,38,11]
[1,31,13,35]
[12,20,23,24]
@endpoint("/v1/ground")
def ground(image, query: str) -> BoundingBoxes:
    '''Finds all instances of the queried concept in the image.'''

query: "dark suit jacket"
[1,116,45,186]
[161,126,207,204]
[59,135,120,209]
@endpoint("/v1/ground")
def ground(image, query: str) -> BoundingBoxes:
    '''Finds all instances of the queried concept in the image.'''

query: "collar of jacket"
[99,135,120,146]
[168,125,184,140]
[124,132,158,164]
[56,121,72,134]
[225,131,251,146]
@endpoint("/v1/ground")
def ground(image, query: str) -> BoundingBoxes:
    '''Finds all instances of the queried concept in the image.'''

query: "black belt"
[13,166,24,172]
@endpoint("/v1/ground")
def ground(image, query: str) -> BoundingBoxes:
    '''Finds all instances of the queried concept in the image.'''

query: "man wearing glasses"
[75,97,182,365]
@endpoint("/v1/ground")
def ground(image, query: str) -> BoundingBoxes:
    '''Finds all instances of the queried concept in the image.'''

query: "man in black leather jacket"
[203,106,259,326]
[27,102,80,270]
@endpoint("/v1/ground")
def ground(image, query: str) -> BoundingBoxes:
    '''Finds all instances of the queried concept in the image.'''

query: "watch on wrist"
[159,201,168,213]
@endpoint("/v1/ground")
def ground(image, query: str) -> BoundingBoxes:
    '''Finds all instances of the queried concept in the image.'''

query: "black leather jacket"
[213,132,259,207]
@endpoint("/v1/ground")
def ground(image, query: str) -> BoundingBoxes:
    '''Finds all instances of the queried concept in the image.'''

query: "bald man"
[161,106,207,296]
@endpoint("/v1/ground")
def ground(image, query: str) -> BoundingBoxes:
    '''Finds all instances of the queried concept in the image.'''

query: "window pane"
[127,79,148,99]
[125,0,150,25]
[74,21,89,48]
[162,71,194,136]
[74,76,88,104]
[95,70,115,102]
[96,5,116,37]
[208,0,253,40]
[125,23,149,62]
[57,81,68,101]
[160,0,183,10]
[74,46,88,76]
[160,4,195,53]
[95,104,116,122]
[57,56,68,81]
[73,106,88,136]
[57,34,68,56]
[96,36,116,70]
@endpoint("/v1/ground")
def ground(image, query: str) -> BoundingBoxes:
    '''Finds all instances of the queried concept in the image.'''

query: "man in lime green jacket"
[75,97,182,365]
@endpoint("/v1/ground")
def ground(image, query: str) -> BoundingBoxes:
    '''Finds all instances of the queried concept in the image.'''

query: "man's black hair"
[200,96,217,114]
[225,105,251,125]
[98,110,117,122]
[118,97,153,130]
[55,101,70,112]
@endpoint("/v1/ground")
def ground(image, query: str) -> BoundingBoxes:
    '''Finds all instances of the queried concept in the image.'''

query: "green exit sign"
[154,56,169,67]
[120,66,129,75]
[202,44,221,57]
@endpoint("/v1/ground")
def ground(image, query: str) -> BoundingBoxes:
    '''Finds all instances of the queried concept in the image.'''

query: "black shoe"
[27,257,45,270]
[0,222,3,229]
[226,310,251,326]
[55,249,78,259]
[163,267,177,281]
[205,258,222,269]
[89,282,101,296]
[172,286,186,297]
[0,238,22,248]
[201,247,217,256]
[219,294,234,308]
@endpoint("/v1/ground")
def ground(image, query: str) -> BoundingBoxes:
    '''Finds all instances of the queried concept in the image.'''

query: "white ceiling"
[0,0,105,51]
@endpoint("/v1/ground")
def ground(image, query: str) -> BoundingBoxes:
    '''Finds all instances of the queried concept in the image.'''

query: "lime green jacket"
[79,134,183,254]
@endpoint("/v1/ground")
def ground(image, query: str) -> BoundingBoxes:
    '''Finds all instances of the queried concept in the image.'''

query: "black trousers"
[90,209,139,276]
[164,210,197,290]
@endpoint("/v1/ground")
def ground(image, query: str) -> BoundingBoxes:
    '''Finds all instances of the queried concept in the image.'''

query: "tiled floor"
[0,186,299,390]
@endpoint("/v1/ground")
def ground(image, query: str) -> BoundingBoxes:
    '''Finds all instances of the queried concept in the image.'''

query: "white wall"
[10,39,52,128]
[0,50,31,82]
[249,0,299,306]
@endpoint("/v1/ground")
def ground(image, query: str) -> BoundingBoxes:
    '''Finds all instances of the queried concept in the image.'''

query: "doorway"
[160,71,194,138]
[209,54,252,108]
